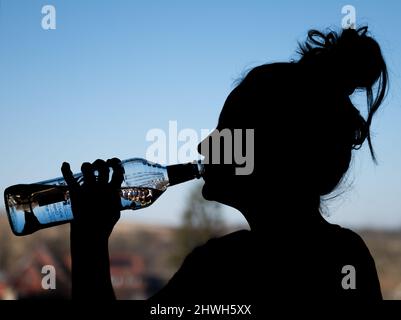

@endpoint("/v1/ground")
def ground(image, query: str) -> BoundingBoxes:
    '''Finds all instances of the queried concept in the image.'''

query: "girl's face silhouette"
[196,76,354,211]
[197,89,254,210]
[197,128,241,208]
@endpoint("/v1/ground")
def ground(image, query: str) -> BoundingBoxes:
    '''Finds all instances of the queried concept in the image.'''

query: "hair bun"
[298,26,388,162]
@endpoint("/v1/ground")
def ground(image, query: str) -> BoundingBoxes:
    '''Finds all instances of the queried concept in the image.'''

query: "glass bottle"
[4,158,204,236]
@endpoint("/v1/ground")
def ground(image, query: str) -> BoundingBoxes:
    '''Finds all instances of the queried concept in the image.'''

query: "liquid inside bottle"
[5,184,73,235]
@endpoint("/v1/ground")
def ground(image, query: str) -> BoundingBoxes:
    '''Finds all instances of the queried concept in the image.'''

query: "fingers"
[92,159,109,184]
[108,158,124,188]
[66,158,122,188]
[61,162,79,190]
[81,162,96,186]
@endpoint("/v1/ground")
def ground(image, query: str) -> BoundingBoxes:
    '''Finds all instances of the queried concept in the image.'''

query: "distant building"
[110,253,146,299]
[8,245,70,299]
[6,245,163,300]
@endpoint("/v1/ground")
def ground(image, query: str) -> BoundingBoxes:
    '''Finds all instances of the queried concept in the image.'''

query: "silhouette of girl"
[62,26,388,300]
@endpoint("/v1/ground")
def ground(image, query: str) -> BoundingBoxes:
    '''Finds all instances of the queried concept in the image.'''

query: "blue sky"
[0,0,401,228]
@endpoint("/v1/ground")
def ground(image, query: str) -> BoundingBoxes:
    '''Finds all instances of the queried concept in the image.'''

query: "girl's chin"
[201,182,222,201]
[201,183,214,200]
[201,183,229,204]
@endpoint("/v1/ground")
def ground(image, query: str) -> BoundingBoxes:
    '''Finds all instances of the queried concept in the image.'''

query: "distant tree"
[170,183,226,268]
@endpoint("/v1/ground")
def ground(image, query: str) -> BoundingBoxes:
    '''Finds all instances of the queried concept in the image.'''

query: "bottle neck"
[166,161,203,186]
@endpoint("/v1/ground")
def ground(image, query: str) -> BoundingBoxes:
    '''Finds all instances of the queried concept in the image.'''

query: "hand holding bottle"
[61,158,124,241]
[62,158,124,299]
